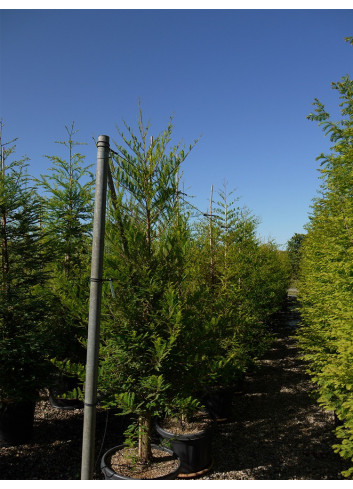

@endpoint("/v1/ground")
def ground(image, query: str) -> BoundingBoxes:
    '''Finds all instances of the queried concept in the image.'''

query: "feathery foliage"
[297,48,353,477]
[36,123,94,373]
[99,109,199,463]
[0,123,54,401]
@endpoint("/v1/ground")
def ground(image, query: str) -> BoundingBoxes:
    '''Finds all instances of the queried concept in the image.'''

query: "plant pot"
[101,443,181,480]
[49,374,84,410]
[203,387,234,422]
[154,419,213,478]
[48,393,84,410]
[0,400,36,446]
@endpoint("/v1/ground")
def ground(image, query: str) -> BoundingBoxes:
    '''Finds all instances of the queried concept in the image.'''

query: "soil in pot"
[155,411,213,478]
[101,444,180,480]
[0,400,36,446]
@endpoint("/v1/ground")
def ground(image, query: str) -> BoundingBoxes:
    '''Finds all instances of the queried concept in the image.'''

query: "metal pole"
[81,135,109,480]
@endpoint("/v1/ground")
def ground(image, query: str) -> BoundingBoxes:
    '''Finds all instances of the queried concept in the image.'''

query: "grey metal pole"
[81,135,109,480]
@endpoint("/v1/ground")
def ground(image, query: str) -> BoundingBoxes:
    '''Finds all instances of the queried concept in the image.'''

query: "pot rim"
[154,419,211,441]
[101,443,181,480]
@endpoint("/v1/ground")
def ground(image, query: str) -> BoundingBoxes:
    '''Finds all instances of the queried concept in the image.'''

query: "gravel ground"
[198,293,349,480]
[0,292,349,480]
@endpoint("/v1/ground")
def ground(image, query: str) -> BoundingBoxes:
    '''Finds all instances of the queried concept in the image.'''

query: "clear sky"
[1,8,353,248]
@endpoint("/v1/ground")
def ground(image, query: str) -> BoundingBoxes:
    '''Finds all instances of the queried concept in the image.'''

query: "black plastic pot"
[202,376,246,422]
[203,387,234,422]
[49,374,84,410]
[101,444,181,480]
[0,400,36,446]
[48,393,84,410]
[154,420,213,478]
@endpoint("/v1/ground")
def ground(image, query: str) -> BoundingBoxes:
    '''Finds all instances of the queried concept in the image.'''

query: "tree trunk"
[138,413,152,465]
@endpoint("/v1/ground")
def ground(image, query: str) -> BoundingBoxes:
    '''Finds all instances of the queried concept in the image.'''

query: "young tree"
[38,122,94,276]
[99,109,198,465]
[36,123,94,368]
[209,184,262,384]
[287,232,306,280]
[0,122,54,402]
[188,182,289,392]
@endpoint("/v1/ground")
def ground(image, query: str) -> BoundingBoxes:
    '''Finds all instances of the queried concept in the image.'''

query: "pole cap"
[97,135,110,146]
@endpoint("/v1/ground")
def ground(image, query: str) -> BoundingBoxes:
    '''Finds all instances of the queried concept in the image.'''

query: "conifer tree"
[287,233,306,280]
[189,182,290,390]
[0,122,54,401]
[99,109,198,464]
[297,39,353,476]
[37,123,94,368]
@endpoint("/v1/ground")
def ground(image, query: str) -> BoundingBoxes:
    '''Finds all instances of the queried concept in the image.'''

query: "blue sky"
[1,8,353,248]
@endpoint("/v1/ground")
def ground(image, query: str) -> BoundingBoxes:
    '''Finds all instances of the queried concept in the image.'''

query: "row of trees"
[296,41,353,478]
[98,113,290,459]
[0,122,94,402]
[0,114,290,464]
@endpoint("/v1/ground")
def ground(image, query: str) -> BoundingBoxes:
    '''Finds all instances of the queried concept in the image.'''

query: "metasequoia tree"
[99,109,198,464]
[36,123,94,367]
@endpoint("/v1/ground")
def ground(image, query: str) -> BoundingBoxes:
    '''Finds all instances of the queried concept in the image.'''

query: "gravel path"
[198,293,348,480]
[0,293,348,479]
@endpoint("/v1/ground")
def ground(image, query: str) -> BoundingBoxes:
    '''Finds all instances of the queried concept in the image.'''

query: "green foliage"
[287,233,306,280]
[36,123,94,371]
[186,182,291,390]
[296,67,353,477]
[99,109,198,462]
[37,122,94,275]
[167,396,202,420]
[0,114,291,463]
[0,125,55,401]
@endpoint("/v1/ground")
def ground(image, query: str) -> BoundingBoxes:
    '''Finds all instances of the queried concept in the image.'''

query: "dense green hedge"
[296,67,353,477]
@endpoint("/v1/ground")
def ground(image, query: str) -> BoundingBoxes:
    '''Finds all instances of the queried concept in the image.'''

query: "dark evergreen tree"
[0,123,54,402]
[287,232,305,280]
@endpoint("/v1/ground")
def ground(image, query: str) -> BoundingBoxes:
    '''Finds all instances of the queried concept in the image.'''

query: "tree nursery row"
[0,113,290,479]
[296,57,353,478]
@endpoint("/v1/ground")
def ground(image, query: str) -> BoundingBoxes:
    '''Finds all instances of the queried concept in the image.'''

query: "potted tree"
[154,395,214,478]
[0,126,55,445]
[185,185,257,422]
[36,123,94,409]
[189,183,289,423]
[152,278,215,477]
[98,109,198,479]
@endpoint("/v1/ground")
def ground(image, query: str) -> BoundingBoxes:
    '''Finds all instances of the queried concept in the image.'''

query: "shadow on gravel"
[203,295,349,480]
[0,404,129,479]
